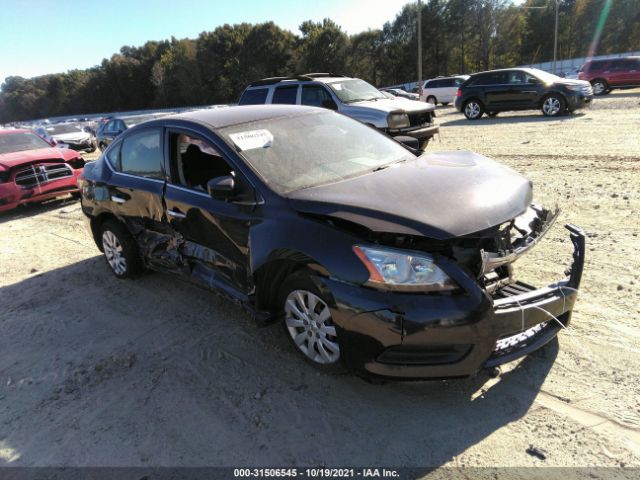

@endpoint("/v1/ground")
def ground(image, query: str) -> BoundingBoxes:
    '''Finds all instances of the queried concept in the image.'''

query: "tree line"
[1,0,638,123]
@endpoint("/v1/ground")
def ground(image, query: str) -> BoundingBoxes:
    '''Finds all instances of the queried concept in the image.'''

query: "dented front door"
[163,186,252,298]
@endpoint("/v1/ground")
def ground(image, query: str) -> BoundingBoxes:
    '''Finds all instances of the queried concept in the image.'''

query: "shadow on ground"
[0,257,558,468]
[0,196,79,224]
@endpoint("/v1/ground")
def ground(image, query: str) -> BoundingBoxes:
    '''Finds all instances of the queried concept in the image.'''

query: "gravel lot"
[1,90,639,471]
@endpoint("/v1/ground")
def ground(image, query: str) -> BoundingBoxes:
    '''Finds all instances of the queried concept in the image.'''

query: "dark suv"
[578,57,640,95]
[454,68,593,120]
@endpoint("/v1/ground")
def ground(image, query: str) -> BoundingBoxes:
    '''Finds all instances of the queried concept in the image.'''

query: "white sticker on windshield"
[229,129,273,151]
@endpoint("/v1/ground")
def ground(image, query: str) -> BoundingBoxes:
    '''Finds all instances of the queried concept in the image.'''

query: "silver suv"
[238,73,439,148]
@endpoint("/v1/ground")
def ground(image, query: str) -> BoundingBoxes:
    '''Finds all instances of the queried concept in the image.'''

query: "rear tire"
[441,102,450,106]
[100,220,143,279]
[279,271,343,372]
[463,99,484,120]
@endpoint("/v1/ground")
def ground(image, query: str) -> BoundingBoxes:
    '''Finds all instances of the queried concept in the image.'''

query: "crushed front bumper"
[325,223,586,380]
[484,223,585,368]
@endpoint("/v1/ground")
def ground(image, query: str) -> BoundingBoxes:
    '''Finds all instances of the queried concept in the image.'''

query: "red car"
[578,56,640,95]
[0,129,85,213]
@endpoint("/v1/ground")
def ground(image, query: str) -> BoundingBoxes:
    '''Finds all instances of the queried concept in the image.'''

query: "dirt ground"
[1,90,639,472]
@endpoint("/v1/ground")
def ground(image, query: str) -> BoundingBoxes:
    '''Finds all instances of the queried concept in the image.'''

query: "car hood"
[0,147,79,170]
[556,79,591,87]
[53,131,90,142]
[347,97,435,114]
[287,151,533,240]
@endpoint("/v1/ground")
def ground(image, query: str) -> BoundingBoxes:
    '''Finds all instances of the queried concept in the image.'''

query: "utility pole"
[417,0,422,94]
[522,1,559,74]
[553,0,559,74]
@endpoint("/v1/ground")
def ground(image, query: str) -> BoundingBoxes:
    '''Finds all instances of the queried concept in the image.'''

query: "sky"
[0,0,410,85]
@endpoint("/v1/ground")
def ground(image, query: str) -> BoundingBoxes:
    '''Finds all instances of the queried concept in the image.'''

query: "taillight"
[456,88,462,97]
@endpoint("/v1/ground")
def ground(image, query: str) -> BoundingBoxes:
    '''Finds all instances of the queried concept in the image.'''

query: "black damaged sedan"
[80,105,585,380]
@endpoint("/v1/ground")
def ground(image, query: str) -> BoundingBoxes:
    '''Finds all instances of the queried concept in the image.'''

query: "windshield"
[0,132,53,154]
[327,79,386,103]
[529,69,564,84]
[219,111,414,194]
[46,124,82,135]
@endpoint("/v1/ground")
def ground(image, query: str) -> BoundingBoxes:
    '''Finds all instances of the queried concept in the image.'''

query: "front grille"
[14,163,73,189]
[407,111,432,127]
[491,281,537,299]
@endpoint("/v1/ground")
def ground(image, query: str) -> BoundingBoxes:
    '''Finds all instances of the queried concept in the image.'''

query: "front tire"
[463,99,484,120]
[279,271,342,370]
[100,220,142,278]
[591,79,608,95]
[541,94,565,116]
[426,95,437,105]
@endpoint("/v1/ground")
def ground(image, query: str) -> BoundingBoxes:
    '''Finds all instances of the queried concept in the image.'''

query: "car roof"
[469,67,543,77]
[247,74,351,88]
[426,75,468,80]
[160,105,323,129]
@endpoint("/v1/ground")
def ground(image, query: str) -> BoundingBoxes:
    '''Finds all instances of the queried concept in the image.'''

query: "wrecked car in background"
[35,123,97,152]
[0,129,85,213]
[80,105,584,380]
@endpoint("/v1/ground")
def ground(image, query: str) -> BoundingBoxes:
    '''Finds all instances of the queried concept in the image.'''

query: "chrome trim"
[110,195,126,204]
[166,209,186,219]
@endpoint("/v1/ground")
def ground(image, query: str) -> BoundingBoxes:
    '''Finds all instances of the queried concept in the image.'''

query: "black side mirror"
[207,175,235,200]
[321,99,338,110]
[394,135,420,151]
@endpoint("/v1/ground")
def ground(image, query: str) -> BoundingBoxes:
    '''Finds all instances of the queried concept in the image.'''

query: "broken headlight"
[353,245,457,292]
[387,112,410,129]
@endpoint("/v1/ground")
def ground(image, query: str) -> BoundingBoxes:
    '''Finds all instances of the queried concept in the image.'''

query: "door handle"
[166,209,186,219]
[111,195,126,204]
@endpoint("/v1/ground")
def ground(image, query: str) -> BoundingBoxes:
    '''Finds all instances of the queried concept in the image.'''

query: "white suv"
[238,73,439,147]
[420,75,469,106]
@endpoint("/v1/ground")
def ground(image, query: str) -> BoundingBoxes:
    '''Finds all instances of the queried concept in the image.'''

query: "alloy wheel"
[284,290,340,364]
[102,230,127,275]
[464,101,481,119]
[592,81,606,95]
[542,97,561,116]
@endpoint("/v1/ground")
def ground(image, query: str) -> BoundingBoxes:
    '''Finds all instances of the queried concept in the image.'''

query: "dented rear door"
[105,127,166,234]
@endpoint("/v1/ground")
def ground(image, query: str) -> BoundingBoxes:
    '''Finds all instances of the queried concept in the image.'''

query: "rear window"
[272,86,298,104]
[238,88,269,105]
